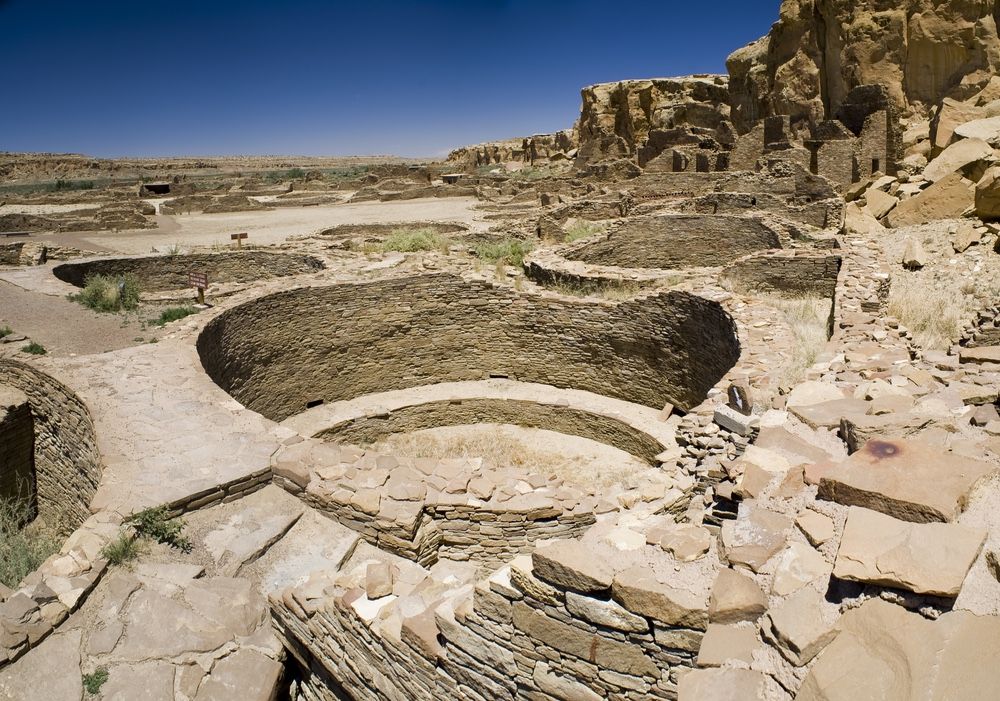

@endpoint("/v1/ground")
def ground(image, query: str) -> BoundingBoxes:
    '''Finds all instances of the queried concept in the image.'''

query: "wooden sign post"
[188,271,208,305]
[231,232,248,249]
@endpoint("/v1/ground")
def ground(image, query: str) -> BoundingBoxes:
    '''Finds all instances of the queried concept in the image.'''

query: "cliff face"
[574,76,732,166]
[728,0,1000,132]
[446,131,577,169]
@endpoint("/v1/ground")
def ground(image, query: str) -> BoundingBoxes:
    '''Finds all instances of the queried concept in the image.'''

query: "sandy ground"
[32,197,485,255]
[0,280,164,357]
[0,203,102,215]
[374,423,652,490]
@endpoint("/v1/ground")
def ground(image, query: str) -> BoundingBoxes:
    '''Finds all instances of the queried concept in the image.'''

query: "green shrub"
[71,273,142,312]
[380,228,451,253]
[473,239,533,267]
[286,168,306,179]
[82,668,109,695]
[0,326,11,338]
[100,532,141,566]
[563,220,605,243]
[152,306,197,326]
[126,506,192,552]
[21,342,46,355]
[0,498,60,588]
[54,179,95,191]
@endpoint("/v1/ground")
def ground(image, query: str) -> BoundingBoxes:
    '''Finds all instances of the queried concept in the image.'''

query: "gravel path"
[0,280,160,357]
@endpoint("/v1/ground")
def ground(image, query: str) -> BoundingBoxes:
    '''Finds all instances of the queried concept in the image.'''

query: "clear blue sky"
[1,0,777,157]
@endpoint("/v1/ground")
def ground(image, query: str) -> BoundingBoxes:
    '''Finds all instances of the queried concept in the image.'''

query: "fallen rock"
[952,222,983,252]
[922,137,994,183]
[975,165,1000,219]
[696,623,759,667]
[771,541,830,596]
[761,587,838,666]
[818,439,996,522]
[901,237,927,270]
[679,668,783,701]
[796,509,835,547]
[720,503,791,572]
[955,115,1000,146]
[888,172,975,227]
[708,568,767,624]
[833,506,985,597]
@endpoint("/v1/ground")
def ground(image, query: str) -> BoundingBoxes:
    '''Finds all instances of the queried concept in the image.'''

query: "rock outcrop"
[574,76,733,167]
[728,0,1000,132]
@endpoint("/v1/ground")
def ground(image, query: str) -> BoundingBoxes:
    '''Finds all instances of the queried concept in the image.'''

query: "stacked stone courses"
[197,273,741,418]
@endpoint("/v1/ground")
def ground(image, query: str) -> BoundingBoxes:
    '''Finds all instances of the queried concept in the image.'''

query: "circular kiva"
[562,213,783,270]
[197,273,742,422]
[0,360,101,531]
[281,379,679,465]
[52,251,325,292]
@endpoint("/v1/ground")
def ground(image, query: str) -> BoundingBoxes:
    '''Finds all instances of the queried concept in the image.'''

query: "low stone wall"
[319,398,667,464]
[678,192,842,230]
[198,274,741,419]
[52,251,325,291]
[0,361,101,528]
[721,250,843,297]
[564,214,782,269]
[0,388,34,517]
[271,521,716,701]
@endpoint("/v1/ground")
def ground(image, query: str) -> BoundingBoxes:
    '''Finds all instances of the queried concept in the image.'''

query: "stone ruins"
[4,0,1000,699]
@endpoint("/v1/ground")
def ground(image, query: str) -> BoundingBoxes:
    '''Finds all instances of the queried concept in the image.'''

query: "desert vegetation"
[0,498,62,588]
[70,273,141,313]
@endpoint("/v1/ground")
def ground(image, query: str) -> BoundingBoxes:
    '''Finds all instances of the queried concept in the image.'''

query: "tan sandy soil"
[31,197,485,255]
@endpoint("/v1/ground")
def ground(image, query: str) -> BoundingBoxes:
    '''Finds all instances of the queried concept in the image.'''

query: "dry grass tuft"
[0,498,63,588]
[888,272,1000,351]
[761,295,833,393]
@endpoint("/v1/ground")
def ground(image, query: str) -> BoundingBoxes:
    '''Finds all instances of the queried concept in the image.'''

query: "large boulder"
[975,166,1000,220]
[921,138,994,183]
[887,172,975,227]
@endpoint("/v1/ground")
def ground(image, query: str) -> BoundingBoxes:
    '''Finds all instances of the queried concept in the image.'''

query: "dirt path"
[0,280,160,357]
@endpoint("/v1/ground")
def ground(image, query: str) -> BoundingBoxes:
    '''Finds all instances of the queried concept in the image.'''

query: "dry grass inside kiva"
[373,424,649,491]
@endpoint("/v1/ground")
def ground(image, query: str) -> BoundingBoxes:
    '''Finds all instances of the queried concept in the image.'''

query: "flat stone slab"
[833,506,985,597]
[818,439,997,522]
[202,486,305,577]
[797,598,1000,700]
[960,346,1000,365]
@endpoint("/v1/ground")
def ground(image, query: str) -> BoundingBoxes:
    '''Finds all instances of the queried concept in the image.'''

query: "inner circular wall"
[317,398,667,463]
[52,251,325,291]
[0,360,101,529]
[565,214,781,269]
[197,273,741,421]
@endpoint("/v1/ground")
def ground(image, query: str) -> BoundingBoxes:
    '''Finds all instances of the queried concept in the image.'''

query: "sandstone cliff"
[574,75,732,166]
[728,0,1000,132]
[446,131,577,169]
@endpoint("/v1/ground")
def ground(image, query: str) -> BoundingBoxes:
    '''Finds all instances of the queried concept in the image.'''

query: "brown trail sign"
[188,271,208,305]
[231,232,248,249]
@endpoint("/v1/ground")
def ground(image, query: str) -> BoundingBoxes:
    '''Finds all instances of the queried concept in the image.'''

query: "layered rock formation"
[574,76,733,167]
[728,0,1000,131]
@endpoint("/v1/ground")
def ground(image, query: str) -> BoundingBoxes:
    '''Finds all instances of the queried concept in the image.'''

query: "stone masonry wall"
[198,274,741,419]
[0,361,101,528]
[52,251,325,291]
[272,536,714,701]
[0,388,35,519]
[721,250,843,297]
[319,398,667,464]
[565,214,782,269]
